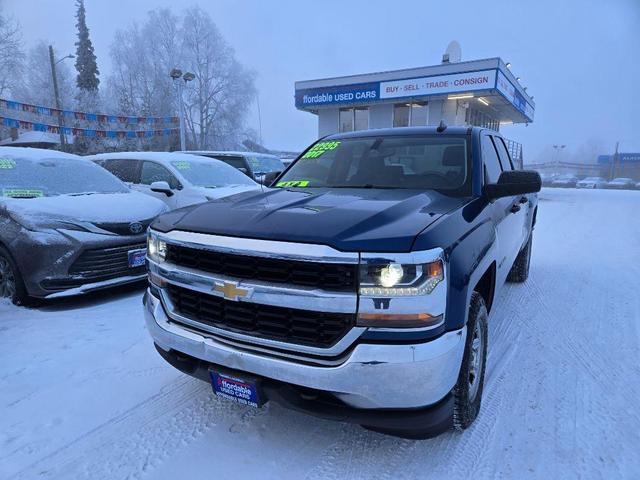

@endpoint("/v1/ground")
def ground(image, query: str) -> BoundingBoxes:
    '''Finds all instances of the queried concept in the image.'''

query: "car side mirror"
[485,170,541,201]
[238,167,250,176]
[262,171,282,186]
[150,181,174,197]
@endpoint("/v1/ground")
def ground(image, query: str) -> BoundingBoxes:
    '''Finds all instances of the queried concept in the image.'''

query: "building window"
[394,102,428,128]
[339,107,369,132]
[466,106,498,131]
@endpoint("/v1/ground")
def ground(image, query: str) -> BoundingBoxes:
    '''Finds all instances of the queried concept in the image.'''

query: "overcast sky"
[3,0,639,159]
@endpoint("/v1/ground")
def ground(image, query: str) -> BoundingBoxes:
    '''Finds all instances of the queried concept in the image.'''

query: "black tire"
[507,234,532,283]
[452,292,488,430]
[0,245,29,305]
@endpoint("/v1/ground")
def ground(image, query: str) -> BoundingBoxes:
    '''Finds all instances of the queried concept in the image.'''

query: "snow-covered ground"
[1,188,639,480]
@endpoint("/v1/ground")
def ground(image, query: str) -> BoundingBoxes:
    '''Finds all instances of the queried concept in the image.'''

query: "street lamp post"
[170,68,195,151]
[552,144,566,173]
[48,46,74,151]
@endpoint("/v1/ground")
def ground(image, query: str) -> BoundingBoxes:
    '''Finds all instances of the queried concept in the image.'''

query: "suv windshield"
[0,156,128,198]
[276,135,470,195]
[170,159,257,188]
[246,155,284,173]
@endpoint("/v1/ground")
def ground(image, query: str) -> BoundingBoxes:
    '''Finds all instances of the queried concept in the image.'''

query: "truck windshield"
[276,135,470,195]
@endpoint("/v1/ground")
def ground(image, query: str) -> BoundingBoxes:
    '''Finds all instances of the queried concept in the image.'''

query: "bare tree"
[0,9,24,97]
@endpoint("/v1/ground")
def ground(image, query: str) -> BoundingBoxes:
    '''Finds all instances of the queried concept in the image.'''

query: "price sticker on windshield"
[0,158,16,169]
[171,161,191,170]
[276,180,310,188]
[2,188,44,198]
[302,141,341,159]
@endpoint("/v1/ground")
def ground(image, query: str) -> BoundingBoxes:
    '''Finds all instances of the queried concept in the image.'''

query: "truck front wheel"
[453,292,488,430]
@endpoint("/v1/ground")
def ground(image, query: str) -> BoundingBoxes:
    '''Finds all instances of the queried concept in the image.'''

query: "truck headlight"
[147,232,167,263]
[359,259,444,296]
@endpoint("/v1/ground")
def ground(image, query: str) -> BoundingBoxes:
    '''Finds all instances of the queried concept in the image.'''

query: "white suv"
[89,152,259,210]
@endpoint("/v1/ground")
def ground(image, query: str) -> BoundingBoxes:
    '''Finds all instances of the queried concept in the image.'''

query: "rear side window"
[100,159,139,183]
[211,155,247,171]
[140,161,180,189]
[482,135,503,183]
[493,136,514,170]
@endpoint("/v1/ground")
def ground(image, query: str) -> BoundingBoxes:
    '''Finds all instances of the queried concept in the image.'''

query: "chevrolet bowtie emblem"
[214,281,252,301]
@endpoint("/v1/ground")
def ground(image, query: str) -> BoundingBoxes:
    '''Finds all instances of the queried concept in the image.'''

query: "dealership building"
[295,48,534,163]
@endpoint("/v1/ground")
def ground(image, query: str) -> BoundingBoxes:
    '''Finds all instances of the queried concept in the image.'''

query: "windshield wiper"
[328,184,398,189]
[67,191,101,196]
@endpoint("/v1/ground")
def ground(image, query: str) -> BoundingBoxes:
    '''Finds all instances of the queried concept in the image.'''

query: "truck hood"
[152,188,467,252]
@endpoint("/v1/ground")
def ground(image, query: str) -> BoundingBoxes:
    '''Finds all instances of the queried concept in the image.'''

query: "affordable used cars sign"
[295,82,380,108]
[295,69,499,108]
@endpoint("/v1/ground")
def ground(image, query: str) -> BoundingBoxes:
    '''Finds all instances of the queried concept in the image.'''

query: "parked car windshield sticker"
[2,188,44,198]
[171,160,191,170]
[276,180,310,187]
[0,158,17,169]
[302,141,341,159]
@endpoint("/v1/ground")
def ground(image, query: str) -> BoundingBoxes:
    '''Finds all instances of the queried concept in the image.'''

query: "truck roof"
[324,126,478,140]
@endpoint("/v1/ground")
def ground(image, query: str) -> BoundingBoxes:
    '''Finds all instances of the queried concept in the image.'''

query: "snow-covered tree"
[108,6,256,150]
[74,0,99,92]
[181,6,256,150]
[0,9,24,97]
[12,42,75,108]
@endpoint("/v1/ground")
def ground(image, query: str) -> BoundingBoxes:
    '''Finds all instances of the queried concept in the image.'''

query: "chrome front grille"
[150,230,362,353]
[166,284,355,347]
[165,244,357,292]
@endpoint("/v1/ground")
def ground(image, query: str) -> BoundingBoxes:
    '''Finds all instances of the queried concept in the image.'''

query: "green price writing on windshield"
[0,158,16,169]
[2,188,44,198]
[172,161,191,170]
[302,141,341,159]
[276,180,310,188]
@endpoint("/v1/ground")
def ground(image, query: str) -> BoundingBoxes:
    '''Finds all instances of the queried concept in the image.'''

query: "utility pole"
[49,45,66,151]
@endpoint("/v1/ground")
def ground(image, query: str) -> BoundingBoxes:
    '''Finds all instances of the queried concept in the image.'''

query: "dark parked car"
[550,174,578,188]
[0,147,167,304]
[605,177,635,190]
[184,151,285,183]
[144,126,541,438]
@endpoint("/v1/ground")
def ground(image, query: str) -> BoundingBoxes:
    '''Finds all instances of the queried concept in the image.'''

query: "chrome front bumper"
[144,289,466,409]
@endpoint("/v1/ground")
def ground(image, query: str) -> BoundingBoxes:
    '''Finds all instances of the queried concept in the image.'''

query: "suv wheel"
[453,292,488,430]
[0,246,27,305]
[507,234,532,283]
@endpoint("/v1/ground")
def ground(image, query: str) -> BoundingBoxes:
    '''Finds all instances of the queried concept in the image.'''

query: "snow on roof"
[0,146,81,160]
[86,151,227,166]
[185,150,280,158]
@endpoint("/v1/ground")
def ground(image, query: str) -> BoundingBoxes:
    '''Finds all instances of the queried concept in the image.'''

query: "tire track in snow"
[9,374,264,480]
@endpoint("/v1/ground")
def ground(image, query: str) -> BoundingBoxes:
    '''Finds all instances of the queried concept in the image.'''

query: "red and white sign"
[379,69,496,99]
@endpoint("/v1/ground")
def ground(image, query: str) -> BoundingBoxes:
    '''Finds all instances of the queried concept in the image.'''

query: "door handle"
[510,204,521,214]
[519,196,528,204]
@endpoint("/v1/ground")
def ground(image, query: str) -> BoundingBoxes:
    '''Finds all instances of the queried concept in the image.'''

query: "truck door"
[493,135,530,253]
[481,133,521,285]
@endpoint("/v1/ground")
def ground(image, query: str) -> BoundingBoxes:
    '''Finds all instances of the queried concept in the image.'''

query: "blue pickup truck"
[143,125,541,438]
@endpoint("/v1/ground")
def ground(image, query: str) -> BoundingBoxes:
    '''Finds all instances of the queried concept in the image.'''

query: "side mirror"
[262,171,282,186]
[150,181,174,197]
[485,170,541,201]
[238,167,250,176]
